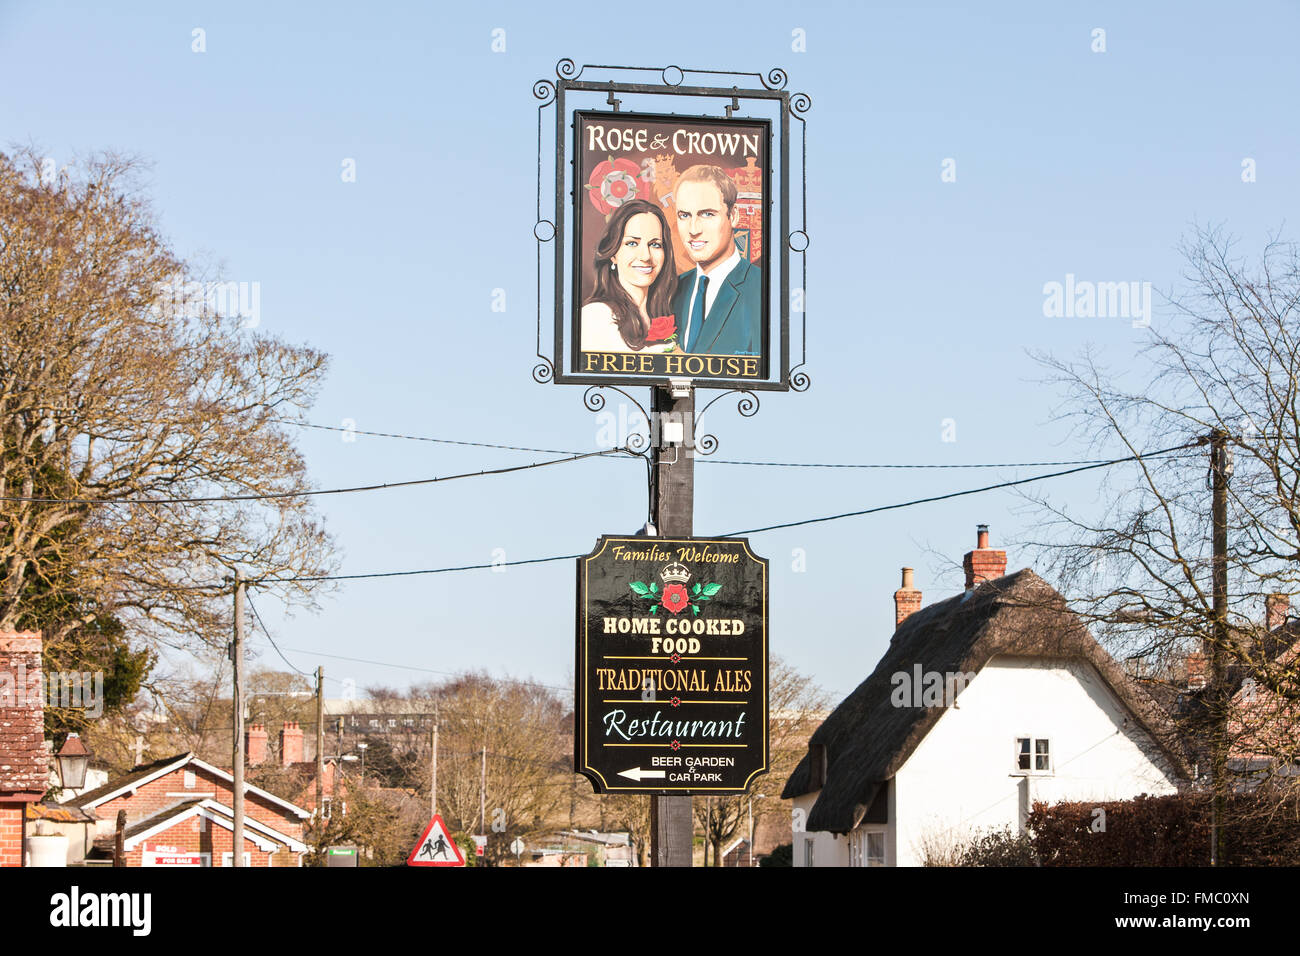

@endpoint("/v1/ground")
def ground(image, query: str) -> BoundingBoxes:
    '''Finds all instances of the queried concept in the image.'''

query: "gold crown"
[660,562,691,584]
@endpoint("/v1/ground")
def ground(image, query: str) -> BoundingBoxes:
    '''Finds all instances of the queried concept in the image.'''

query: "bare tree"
[1028,224,1300,855]
[694,655,829,865]
[376,673,573,862]
[0,148,336,655]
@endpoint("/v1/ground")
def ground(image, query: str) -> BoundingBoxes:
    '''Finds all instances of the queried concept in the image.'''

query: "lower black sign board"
[575,536,768,794]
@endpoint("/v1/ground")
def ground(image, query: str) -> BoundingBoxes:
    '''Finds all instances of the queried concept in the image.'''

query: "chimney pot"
[894,567,922,627]
[1187,652,1208,691]
[280,720,304,767]
[963,525,1007,589]
[1266,593,1290,632]
[245,723,268,767]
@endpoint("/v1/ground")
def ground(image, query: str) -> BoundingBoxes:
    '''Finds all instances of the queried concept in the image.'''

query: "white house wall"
[791,792,849,867]
[888,654,1180,867]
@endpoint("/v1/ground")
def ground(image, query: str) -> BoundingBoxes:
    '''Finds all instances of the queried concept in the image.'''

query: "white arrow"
[618,767,666,782]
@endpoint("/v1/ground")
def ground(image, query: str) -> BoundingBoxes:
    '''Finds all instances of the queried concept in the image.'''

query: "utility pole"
[1209,430,1231,865]
[480,745,487,866]
[650,383,694,868]
[231,572,246,868]
[315,666,325,824]
[430,701,438,818]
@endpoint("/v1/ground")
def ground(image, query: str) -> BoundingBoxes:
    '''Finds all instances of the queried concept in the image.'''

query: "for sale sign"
[575,536,768,794]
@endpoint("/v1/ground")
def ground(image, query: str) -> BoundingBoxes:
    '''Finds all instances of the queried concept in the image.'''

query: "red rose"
[586,157,651,215]
[647,315,676,342]
[661,583,690,615]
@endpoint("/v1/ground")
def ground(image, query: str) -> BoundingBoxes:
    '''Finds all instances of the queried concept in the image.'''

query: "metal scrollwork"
[790,369,811,392]
[791,91,811,114]
[556,58,579,80]
[532,362,554,384]
[691,389,760,455]
[533,79,555,104]
[582,386,652,453]
[761,67,789,90]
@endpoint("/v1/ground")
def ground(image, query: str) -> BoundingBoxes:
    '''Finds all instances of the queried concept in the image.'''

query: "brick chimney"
[1186,653,1208,691]
[0,632,46,868]
[894,567,922,627]
[963,524,1007,590]
[280,721,304,767]
[1266,593,1290,632]
[245,723,268,766]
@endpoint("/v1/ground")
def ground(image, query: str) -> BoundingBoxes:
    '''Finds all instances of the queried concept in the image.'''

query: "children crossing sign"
[407,814,466,867]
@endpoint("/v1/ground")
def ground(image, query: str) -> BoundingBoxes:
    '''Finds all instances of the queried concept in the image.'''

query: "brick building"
[0,632,46,868]
[66,751,311,866]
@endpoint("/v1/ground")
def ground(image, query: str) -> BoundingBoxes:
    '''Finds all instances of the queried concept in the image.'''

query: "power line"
[284,419,1119,469]
[271,441,1198,583]
[722,442,1199,537]
[0,448,638,505]
[257,643,574,695]
[245,592,312,679]
[704,457,1115,469]
[288,420,581,456]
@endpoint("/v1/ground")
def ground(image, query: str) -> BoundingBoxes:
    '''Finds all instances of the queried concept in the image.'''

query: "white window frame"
[849,828,887,867]
[804,837,815,868]
[865,830,886,867]
[1013,736,1052,774]
[221,851,254,867]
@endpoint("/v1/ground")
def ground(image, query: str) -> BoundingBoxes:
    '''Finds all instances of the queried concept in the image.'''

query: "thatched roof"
[782,569,1192,833]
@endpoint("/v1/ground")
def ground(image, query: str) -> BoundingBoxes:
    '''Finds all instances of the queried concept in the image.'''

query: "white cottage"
[783,527,1190,867]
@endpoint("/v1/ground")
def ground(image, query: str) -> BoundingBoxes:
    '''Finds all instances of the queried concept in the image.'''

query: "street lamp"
[357,742,368,782]
[56,733,90,790]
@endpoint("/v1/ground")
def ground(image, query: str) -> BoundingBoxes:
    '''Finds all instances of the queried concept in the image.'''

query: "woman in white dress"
[581,198,680,354]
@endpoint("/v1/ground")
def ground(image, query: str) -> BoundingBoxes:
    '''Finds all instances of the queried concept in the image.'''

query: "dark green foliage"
[959,825,1039,867]
[760,842,792,867]
[1028,793,1300,866]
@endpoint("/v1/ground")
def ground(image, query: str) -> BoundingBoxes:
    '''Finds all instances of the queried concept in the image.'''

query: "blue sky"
[2,1,1297,703]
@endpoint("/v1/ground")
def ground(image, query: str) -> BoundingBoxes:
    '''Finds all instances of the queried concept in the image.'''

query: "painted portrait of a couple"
[576,117,766,367]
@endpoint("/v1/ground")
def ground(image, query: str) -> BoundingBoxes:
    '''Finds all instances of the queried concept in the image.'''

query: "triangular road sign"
[407,814,466,867]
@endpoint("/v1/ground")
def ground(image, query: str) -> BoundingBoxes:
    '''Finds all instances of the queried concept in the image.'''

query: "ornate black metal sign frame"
[533,62,810,394]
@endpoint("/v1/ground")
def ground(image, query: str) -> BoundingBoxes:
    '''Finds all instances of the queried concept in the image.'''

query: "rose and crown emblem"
[629,562,722,616]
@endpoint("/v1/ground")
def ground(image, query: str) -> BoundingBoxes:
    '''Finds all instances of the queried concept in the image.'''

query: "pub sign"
[575,535,768,794]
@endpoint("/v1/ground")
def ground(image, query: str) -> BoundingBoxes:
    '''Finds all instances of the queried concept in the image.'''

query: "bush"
[959,826,1039,867]
[759,843,792,867]
[1028,792,1300,866]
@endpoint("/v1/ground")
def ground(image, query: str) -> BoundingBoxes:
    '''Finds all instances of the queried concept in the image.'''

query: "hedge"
[1027,792,1300,866]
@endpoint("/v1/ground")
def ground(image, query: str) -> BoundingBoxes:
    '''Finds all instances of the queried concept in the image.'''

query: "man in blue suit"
[670,165,762,357]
